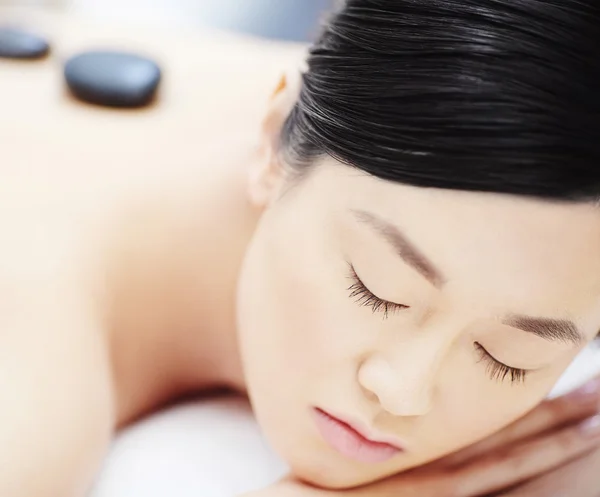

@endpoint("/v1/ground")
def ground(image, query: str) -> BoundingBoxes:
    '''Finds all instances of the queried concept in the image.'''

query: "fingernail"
[565,377,600,402]
[579,415,600,437]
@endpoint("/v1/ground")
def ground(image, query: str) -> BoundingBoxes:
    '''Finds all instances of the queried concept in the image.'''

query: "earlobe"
[247,149,283,208]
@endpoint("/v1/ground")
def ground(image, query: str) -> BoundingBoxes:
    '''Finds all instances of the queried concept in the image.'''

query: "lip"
[312,407,405,464]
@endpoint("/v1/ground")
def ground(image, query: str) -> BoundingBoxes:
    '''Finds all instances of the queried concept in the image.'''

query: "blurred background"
[16,0,337,42]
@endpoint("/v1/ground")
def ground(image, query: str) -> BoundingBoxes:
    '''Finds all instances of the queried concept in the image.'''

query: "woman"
[1,1,600,496]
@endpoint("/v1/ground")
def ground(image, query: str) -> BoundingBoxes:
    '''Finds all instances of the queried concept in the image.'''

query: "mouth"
[312,407,405,464]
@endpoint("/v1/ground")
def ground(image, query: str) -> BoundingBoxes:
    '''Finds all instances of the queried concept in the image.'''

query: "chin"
[287,444,440,492]
[292,466,365,491]
[285,451,386,491]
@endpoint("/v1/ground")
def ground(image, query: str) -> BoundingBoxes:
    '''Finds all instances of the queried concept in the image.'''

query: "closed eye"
[347,263,409,319]
[475,343,529,385]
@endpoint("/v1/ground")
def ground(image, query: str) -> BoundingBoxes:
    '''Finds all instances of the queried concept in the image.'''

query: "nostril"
[357,356,391,405]
[359,382,380,404]
[357,356,434,417]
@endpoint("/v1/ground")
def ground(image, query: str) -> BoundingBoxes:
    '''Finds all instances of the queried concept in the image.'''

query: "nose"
[357,353,436,417]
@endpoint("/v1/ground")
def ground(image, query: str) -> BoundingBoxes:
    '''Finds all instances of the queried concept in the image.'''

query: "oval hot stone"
[0,27,50,59]
[64,51,162,108]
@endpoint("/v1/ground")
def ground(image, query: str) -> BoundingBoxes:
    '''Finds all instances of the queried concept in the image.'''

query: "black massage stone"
[64,51,162,108]
[0,27,50,59]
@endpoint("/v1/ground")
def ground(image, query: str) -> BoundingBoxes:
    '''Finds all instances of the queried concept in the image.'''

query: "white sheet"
[90,397,287,497]
[90,345,600,497]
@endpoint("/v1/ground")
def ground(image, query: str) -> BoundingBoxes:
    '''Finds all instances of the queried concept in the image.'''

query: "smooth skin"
[252,385,600,497]
[1,7,600,497]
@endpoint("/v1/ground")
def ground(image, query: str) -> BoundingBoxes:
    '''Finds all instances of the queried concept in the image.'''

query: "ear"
[247,69,303,208]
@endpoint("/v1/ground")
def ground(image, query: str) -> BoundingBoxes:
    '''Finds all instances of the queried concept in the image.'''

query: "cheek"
[236,217,352,386]
[423,356,557,461]
[235,233,306,410]
[235,213,374,483]
[446,391,541,447]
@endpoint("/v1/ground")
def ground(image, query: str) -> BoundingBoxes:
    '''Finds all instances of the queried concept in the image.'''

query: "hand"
[494,447,600,496]
[387,375,600,497]
[243,376,600,497]
[421,375,600,497]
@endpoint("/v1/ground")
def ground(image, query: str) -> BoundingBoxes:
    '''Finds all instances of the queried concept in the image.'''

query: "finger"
[505,451,597,497]
[451,414,600,497]
[440,378,600,469]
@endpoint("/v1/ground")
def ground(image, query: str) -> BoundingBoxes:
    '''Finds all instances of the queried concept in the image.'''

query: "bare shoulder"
[0,6,307,160]
[0,5,305,291]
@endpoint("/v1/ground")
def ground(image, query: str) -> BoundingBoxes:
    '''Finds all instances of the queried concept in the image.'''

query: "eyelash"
[475,343,529,385]
[346,264,529,385]
[347,263,409,319]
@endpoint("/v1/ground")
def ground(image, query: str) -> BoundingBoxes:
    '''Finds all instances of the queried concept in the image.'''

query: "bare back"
[0,7,304,495]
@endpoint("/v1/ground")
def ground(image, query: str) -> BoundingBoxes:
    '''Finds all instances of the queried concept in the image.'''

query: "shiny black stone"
[64,51,162,108]
[0,27,50,59]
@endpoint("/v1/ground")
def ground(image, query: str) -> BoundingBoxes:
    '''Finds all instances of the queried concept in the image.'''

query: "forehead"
[302,161,600,339]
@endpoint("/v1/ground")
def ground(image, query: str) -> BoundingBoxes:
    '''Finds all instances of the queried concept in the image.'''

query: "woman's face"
[236,156,600,489]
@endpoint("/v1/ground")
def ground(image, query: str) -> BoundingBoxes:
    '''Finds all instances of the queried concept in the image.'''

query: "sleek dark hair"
[280,0,600,201]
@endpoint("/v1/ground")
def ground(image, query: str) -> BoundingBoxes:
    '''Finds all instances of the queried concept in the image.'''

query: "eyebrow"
[352,209,445,287]
[504,316,584,346]
[352,209,585,346]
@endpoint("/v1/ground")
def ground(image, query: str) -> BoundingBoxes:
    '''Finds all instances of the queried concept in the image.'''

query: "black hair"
[280,0,600,201]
